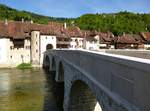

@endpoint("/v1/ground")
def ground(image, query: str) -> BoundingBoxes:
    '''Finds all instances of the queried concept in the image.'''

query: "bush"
[17,63,32,69]
[146,47,150,50]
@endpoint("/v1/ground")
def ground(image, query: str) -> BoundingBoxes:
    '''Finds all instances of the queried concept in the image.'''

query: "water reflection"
[0,72,10,95]
[43,70,64,111]
[0,68,63,111]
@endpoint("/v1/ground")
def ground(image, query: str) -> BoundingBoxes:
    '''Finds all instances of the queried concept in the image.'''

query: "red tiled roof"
[98,32,114,43]
[62,26,83,38]
[116,34,137,44]
[0,21,84,39]
[0,21,27,39]
[140,32,150,41]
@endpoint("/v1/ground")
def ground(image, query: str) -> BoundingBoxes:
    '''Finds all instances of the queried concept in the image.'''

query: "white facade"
[0,31,57,67]
[85,41,99,50]
[144,44,150,49]
[0,38,8,63]
[69,37,84,49]
[0,38,31,67]
[85,35,99,50]
[40,35,56,63]
[9,39,31,65]
[31,31,40,64]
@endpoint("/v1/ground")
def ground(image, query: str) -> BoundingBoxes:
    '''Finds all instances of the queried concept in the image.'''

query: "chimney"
[71,20,75,26]
[4,19,8,25]
[123,32,125,36]
[64,22,67,29]
[22,18,24,23]
[30,20,33,24]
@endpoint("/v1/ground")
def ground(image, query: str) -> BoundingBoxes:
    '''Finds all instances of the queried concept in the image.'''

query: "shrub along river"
[0,68,63,111]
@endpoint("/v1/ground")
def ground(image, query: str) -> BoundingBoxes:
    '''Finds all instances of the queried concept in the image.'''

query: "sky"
[0,0,149,18]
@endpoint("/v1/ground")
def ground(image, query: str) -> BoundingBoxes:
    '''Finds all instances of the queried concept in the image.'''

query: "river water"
[0,68,62,111]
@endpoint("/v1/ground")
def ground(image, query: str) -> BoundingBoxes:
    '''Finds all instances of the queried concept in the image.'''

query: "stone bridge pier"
[43,50,150,111]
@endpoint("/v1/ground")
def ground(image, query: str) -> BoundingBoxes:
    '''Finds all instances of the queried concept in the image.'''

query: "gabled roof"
[0,21,84,39]
[0,21,27,39]
[62,26,83,38]
[140,32,150,41]
[116,34,137,44]
[98,32,114,43]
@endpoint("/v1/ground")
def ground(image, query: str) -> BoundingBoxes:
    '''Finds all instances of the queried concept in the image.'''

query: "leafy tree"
[75,11,150,35]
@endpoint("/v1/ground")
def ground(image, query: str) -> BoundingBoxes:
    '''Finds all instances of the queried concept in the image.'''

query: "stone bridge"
[43,50,150,111]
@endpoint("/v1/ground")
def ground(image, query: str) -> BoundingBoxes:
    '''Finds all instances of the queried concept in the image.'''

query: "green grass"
[17,63,32,69]
[146,47,150,50]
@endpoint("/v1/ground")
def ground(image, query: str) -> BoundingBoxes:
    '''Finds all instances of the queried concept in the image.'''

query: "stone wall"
[44,50,150,111]
[0,38,30,67]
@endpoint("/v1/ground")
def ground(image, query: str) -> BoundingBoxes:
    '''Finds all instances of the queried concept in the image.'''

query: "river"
[0,68,63,111]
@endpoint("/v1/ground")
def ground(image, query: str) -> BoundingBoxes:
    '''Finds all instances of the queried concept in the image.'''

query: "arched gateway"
[46,44,53,50]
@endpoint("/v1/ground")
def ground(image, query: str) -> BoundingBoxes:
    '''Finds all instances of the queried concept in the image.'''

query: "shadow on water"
[43,69,64,111]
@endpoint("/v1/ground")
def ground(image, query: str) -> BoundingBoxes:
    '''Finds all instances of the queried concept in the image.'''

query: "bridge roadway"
[43,49,150,111]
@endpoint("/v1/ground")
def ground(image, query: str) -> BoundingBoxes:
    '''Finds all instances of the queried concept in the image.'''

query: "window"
[75,39,78,42]
[10,46,13,50]
[26,46,31,49]
[10,56,12,59]
[36,42,38,45]
[36,49,38,53]
[46,36,47,39]
[36,34,38,38]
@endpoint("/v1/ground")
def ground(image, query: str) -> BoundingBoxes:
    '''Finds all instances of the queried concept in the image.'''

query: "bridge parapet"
[43,49,150,111]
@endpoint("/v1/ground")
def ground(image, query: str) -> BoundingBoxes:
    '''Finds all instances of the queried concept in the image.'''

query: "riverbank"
[0,64,42,69]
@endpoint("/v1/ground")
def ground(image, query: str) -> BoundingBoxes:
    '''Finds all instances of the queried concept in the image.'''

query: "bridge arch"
[52,57,56,71]
[68,80,103,111]
[43,55,50,69]
[57,61,64,82]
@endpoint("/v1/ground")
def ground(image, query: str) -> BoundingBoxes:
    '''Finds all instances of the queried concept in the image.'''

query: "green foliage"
[17,63,32,69]
[0,4,150,35]
[0,4,67,24]
[146,47,150,50]
[75,12,150,35]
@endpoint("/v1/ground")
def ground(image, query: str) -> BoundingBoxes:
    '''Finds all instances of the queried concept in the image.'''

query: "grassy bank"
[17,63,32,69]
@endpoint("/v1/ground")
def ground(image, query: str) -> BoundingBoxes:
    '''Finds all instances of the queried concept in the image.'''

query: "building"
[0,20,89,67]
[98,32,115,49]
[114,34,139,49]
[140,32,150,49]
[0,20,57,67]
[83,31,99,50]
[84,31,115,50]
[64,26,84,49]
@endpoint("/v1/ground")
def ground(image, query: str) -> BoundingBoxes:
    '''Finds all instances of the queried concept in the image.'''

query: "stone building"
[0,20,57,67]
[140,32,150,49]
[62,26,84,49]
[0,20,89,67]
[114,34,139,49]
[83,31,99,50]
[84,31,115,50]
